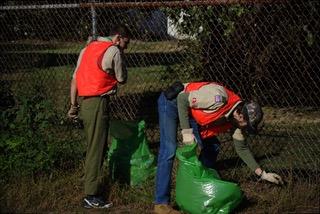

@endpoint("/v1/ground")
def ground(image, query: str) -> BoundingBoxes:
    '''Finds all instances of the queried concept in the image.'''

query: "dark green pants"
[80,96,109,195]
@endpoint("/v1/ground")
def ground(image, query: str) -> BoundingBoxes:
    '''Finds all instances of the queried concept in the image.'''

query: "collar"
[225,101,243,119]
[96,36,113,42]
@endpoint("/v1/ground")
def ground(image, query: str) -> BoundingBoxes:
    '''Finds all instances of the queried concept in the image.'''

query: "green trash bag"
[175,143,243,214]
[107,120,156,186]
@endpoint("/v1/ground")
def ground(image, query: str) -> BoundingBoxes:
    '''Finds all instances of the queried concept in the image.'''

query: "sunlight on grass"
[1,39,186,54]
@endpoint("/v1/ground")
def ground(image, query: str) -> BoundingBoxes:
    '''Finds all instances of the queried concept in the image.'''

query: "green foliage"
[218,6,252,37]
[0,81,84,178]
[162,5,254,81]
[0,80,15,112]
[163,5,253,40]
[169,40,204,81]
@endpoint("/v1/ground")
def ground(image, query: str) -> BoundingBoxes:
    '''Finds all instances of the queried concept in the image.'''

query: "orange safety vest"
[184,82,241,139]
[76,41,118,96]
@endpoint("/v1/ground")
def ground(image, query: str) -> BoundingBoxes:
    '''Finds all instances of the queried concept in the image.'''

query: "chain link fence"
[0,0,319,181]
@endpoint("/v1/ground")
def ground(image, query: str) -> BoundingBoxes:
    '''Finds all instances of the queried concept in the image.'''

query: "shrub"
[0,82,84,178]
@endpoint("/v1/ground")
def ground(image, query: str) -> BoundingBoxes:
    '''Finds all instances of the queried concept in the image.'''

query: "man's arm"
[67,77,79,120]
[232,130,260,172]
[177,92,195,144]
[102,46,127,84]
[232,129,283,184]
[67,48,84,119]
[70,77,78,106]
[177,92,191,130]
[113,50,127,84]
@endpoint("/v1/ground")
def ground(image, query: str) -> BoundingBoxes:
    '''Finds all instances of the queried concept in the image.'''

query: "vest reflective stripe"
[185,82,241,139]
[76,41,118,96]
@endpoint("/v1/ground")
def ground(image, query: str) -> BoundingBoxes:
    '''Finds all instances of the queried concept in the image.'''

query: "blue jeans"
[155,92,220,204]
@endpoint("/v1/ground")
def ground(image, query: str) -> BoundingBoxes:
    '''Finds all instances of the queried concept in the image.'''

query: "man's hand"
[67,104,79,120]
[260,171,284,185]
[181,128,196,145]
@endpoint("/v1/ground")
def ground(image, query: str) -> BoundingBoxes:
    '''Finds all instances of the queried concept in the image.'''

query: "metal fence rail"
[0,0,319,180]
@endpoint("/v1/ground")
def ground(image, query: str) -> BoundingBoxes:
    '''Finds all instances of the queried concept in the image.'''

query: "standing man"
[154,81,283,214]
[67,24,131,209]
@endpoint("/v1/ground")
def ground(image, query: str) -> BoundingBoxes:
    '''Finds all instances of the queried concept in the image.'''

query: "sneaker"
[83,195,113,209]
[154,204,180,214]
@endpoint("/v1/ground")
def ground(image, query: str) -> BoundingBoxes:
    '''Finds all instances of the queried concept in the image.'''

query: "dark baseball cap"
[242,101,264,134]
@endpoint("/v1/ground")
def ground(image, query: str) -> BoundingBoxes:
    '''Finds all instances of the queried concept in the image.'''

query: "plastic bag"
[108,120,156,186]
[175,143,243,214]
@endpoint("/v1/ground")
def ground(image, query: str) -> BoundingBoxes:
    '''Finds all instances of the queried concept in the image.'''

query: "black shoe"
[83,195,113,209]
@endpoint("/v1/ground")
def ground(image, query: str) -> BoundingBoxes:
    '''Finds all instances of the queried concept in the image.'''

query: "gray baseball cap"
[242,101,264,134]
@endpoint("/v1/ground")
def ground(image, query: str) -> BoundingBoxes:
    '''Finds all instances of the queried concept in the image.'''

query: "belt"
[82,95,109,100]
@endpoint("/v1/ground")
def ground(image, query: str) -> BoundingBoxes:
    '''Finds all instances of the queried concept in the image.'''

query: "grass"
[1,64,174,94]
[1,117,319,213]
[237,178,320,213]
[1,39,185,54]
[1,112,319,213]
[1,161,319,213]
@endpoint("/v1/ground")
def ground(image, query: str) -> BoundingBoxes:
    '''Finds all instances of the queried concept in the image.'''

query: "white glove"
[181,128,195,145]
[260,171,284,185]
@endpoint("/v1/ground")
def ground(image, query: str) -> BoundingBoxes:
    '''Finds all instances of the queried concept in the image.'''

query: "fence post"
[90,0,97,40]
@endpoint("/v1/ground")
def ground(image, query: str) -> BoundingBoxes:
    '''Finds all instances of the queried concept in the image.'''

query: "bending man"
[154,81,283,214]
